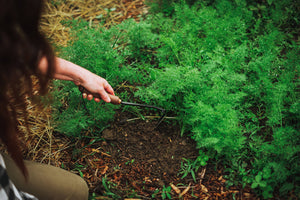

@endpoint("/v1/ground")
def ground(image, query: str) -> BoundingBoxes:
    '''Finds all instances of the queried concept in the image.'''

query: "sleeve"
[0,154,38,200]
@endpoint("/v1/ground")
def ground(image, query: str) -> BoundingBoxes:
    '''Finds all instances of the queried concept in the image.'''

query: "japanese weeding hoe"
[78,86,166,128]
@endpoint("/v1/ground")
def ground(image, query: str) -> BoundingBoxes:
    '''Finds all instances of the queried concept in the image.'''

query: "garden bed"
[19,0,299,199]
[62,111,255,199]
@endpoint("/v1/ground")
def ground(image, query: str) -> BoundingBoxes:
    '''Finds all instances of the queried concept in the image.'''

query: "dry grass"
[18,97,72,166]
[9,77,72,167]
[41,0,148,47]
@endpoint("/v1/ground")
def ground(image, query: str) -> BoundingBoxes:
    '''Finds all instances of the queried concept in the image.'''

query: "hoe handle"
[78,86,121,105]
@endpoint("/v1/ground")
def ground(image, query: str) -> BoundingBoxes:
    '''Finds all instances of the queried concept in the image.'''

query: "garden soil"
[63,111,255,199]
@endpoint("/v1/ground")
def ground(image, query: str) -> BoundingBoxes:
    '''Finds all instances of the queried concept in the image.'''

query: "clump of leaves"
[178,152,208,182]
[51,19,159,136]
[137,0,300,198]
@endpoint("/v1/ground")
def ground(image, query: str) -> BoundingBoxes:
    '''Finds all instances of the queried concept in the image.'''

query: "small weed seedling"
[102,175,121,199]
[178,156,207,182]
[162,185,172,200]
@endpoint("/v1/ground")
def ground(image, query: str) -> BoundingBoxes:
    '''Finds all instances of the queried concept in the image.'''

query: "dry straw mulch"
[41,0,148,47]
[18,98,72,165]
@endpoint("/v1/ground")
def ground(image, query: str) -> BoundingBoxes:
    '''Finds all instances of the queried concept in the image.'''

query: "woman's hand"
[78,74,114,103]
[38,57,115,103]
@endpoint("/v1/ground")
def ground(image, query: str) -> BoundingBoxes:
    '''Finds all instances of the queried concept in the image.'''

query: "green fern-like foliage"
[137,0,299,198]
[51,20,124,137]
[51,19,160,136]
[51,0,299,198]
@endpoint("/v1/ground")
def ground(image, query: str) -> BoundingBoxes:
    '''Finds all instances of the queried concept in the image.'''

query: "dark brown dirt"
[101,120,197,185]
[70,111,256,199]
[93,112,198,198]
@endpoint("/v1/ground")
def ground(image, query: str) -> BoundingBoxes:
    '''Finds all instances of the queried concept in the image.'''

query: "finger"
[97,89,111,103]
[87,94,93,101]
[82,93,87,99]
[100,93,110,103]
[94,98,101,103]
[104,82,115,96]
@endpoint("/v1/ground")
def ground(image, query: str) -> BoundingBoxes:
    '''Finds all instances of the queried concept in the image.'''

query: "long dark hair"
[0,0,55,177]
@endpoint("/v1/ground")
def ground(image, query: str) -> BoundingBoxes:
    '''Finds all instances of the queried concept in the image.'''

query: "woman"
[0,0,114,199]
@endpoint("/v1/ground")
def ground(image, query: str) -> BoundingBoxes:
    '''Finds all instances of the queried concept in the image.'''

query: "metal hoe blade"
[121,101,166,128]
[78,86,166,127]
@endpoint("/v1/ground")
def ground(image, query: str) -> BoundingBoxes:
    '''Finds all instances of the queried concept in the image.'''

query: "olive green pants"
[2,154,89,200]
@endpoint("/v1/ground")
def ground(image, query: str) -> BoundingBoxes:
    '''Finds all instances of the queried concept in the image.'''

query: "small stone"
[102,129,117,140]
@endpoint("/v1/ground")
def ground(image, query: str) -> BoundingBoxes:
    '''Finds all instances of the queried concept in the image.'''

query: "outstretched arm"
[39,57,114,103]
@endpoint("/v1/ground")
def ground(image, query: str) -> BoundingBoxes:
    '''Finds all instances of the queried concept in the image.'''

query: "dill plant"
[51,19,159,136]
[137,0,299,198]
[51,20,124,137]
[51,0,299,198]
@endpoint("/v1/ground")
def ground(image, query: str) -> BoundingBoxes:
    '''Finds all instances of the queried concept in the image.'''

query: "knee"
[80,178,89,199]
[70,176,89,200]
